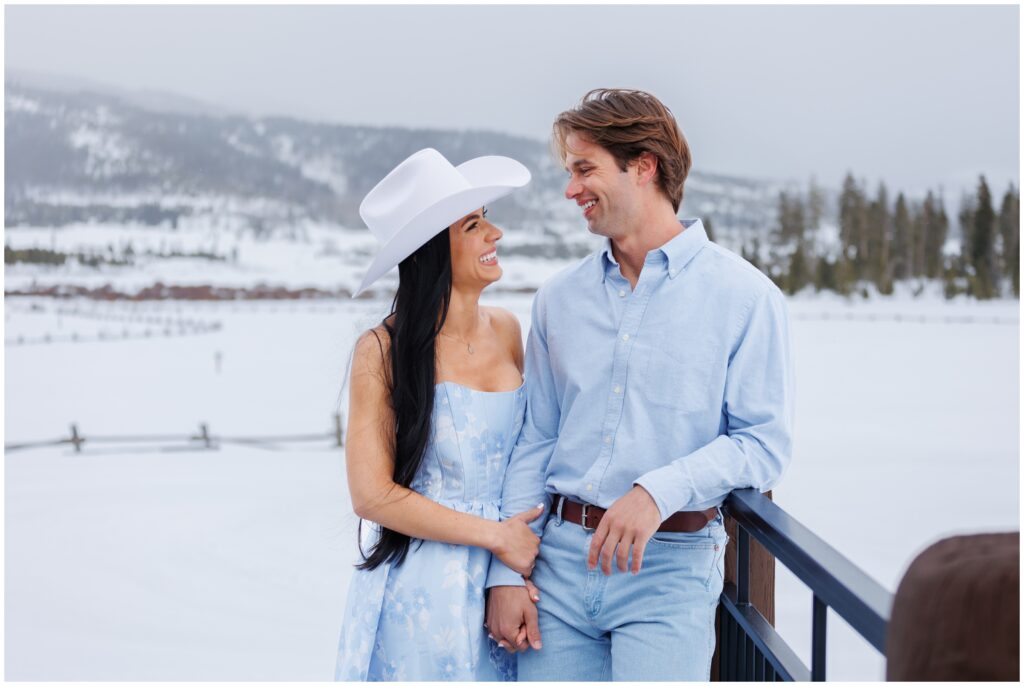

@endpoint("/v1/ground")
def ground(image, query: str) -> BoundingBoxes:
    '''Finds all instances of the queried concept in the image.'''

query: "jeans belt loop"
[554,494,566,526]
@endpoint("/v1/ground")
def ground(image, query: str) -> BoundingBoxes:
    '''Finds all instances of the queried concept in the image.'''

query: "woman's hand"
[524,577,541,603]
[490,505,543,576]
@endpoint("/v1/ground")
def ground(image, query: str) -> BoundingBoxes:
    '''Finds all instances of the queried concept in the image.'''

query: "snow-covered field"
[4,219,600,297]
[4,292,1019,681]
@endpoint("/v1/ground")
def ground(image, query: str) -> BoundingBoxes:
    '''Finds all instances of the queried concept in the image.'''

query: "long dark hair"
[356,227,452,570]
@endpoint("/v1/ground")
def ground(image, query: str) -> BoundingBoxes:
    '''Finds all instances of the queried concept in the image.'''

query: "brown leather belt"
[553,494,717,533]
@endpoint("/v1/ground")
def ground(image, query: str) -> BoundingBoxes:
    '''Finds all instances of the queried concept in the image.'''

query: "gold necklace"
[440,330,475,354]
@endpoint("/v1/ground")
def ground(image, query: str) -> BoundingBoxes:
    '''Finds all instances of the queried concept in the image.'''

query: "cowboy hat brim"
[352,156,530,297]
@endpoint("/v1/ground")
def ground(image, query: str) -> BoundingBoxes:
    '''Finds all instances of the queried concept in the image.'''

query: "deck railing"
[719,488,893,681]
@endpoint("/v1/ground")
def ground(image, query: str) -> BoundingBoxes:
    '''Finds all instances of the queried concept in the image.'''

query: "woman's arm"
[345,329,540,572]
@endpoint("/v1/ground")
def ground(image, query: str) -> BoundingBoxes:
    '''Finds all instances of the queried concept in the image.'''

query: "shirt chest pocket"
[640,336,718,413]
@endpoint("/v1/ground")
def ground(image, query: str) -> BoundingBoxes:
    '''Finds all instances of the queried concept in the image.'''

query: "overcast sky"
[6,4,1020,199]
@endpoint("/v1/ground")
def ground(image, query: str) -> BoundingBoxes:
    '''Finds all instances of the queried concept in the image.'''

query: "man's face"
[562,132,640,239]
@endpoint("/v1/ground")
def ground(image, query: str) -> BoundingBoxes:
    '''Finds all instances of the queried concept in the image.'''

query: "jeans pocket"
[647,531,723,590]
[649,530,718,549]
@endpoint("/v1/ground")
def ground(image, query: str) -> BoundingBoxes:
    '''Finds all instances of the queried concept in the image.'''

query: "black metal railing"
[719,488,893,681]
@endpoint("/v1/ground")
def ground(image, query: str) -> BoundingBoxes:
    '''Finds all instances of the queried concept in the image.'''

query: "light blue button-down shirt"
[487,219,794,588]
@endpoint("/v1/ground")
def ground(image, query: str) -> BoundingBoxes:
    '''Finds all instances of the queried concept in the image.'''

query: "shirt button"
[621,334,630,342]
[586,483,593,492]
[618,290,626,298]
[670,269,677,277]
[603,436,612,444]
[613,384,622,394]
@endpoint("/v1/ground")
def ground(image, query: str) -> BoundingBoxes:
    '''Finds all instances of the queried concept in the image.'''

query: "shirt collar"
[599,218,709,282]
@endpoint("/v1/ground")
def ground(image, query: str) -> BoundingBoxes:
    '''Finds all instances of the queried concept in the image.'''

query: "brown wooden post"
[711,490,776,681]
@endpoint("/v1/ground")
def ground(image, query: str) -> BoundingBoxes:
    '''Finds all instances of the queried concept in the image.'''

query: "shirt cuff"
[634,465,687,521]
[486,555,526,589]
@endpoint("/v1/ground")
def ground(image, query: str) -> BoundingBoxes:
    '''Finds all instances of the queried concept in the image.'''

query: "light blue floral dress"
[335,381,526,681]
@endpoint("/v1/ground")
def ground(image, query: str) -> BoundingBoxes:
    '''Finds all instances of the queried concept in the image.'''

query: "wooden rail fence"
[5,415,346,453]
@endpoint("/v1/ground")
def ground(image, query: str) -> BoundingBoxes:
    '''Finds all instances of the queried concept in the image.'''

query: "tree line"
[724,174,1019,299]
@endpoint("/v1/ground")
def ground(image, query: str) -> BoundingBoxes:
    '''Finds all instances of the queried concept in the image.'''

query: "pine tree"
[943,262,960,299]
[807,178,825,235]
[998,184,1019,296]
[839,173,868,281]
[815,256,837,293]
[915,199,930,279]
[776,191,807,245]
[805,178,824,289]
[925,195,949,279]
[909,203,925,279]
[891,193,911,282]
[916,193,936,278]
[787,242,810,295]
[970,176,997,299]
[957,194,976,281]
[772,190,808,291]
[867,183,892,293]
[835,255,856,296]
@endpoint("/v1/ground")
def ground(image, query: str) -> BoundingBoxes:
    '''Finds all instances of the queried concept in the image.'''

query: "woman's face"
[448,206,503,290]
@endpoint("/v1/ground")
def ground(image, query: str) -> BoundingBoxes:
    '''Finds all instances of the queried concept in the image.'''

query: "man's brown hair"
[553,88,692,212]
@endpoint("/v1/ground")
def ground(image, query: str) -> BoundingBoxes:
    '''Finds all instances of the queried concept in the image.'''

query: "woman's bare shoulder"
[484,306,523,339]
[483,306,524,370]
[352,325,391,377]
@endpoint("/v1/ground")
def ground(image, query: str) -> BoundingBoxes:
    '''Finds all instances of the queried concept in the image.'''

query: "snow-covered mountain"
[5,78,779,245]
[5,77,793,297]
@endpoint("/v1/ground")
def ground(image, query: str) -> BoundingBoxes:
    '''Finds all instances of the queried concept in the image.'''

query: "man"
[484,88,794,681]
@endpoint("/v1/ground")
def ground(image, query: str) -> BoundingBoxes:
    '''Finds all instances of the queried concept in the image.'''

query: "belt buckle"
[580,503,596,532]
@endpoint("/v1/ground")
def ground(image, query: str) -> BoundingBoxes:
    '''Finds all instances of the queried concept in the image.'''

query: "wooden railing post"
[712,490,776,680]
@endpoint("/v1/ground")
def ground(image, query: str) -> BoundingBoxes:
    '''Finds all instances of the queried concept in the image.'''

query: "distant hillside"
[5,79,779,248]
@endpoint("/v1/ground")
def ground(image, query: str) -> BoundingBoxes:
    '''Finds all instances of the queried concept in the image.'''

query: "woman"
[334,149,539,681]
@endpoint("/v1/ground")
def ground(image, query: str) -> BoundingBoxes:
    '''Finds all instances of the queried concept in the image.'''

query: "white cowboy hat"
[353,148,531,297]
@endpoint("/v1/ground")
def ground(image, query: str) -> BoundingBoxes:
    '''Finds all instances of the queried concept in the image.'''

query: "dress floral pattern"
[335,381,526,681]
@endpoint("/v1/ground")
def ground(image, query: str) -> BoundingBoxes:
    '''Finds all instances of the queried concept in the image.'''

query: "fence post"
[199,422,211,448]
[69,423,83,453]
[334,412,344,448]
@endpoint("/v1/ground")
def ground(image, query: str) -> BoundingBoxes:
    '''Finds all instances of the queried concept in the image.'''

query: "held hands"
[485,505,543,651]
[486,583,542,653]
[587,485,662,575]
[484,489,660,659]
[490,504,543,577]
[509,579,542,650]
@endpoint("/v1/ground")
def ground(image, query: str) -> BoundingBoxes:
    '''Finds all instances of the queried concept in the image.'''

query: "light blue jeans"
[517,508,727,681]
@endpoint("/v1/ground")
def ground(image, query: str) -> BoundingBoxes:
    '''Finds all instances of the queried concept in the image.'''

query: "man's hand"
[485,585,541,653]
[490,505,543,577]
[587,485,662,575]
